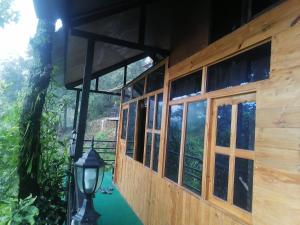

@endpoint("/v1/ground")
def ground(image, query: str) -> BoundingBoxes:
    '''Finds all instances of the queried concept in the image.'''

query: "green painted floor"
[93,171,143,225]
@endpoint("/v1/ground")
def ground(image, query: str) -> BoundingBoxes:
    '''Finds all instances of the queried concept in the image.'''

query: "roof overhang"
[36,0,172,88]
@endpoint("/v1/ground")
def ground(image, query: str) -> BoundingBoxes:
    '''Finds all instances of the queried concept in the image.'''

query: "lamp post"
[72,139,106,225]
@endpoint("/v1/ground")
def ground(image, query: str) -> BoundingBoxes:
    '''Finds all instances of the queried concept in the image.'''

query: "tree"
[0,0,19,27]
[18,19,55,199]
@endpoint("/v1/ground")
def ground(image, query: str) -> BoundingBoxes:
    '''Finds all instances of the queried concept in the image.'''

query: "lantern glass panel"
[76,166,84,193]
[95,167,105,191]
[84,168,97,194]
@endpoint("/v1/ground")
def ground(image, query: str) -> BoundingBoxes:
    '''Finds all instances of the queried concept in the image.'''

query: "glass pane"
[76,167,84,193]
[210,0,243,42]
[152,134,160,172]
[122,86,132,103]
[132,78,145,98]
[251,0,280,17]
[233,158,254,212]
[236,102,256,150]
[121,109,128,139]
[145,133,152,168]
[126,102,137,157]
[148,96,155,129]
[182,101,207,195]
[146,66,165,93]
[216,105,232,147]
[213,154,229,201]
[155,93,163,129]
[165,105,183,182]
[207,42,271,92]
[127,57,153,82]
[170,70,202,100]
[84,168,97,194]
[136,99,147,163]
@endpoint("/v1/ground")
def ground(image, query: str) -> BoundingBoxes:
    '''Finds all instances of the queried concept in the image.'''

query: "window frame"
[120,106,129,140]
[208,93,256,223]
[143,91,164,172]
[120,60,166,171]
[162,41,271,223]
[163,69,210,198]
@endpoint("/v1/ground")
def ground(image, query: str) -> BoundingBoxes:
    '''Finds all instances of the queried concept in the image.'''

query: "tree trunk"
[18,19,54,199]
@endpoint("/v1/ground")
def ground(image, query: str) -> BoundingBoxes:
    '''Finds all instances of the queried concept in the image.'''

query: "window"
[135,99,147,163]
[145,133,152,167]
[152,134,160,172]
[121,108,128,139]
[210,0,281,42]
[210,93,256,214]
[182,100,207,194]
[144,93,164,171]
[122,86,132,103]
[251,0,281,17]
[207,42,271,92]
[126,102,137,157]
[155,94,163,129]
[132,78,145,98]
[146,66,165,93]
[147,96,155,129]
[170,70,202,100]
[165,104,183,182]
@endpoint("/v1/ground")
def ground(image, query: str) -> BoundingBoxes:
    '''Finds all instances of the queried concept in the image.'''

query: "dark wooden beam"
[123,65,127,86]
[66,52,148,88]
[72,89,81,130]
[74,40,95,161]
[71,88,121,96]
[71,29,169,56]
[138,0,146,44]
[71,0,156,27]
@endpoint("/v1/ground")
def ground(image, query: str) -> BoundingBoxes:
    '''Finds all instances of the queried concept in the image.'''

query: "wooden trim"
[168,80,264,106]
[202,98,212,200]
[143,97,150,165]
[122,89,163,105]
[228,104,238,204]
[150,94,158,169]
[178,102,188,185]
[201,66,207,94]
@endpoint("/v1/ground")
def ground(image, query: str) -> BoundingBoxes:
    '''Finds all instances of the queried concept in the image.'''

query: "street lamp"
[72,139,106,225]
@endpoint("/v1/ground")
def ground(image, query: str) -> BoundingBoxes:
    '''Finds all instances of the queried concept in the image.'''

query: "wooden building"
[36,0,300,224]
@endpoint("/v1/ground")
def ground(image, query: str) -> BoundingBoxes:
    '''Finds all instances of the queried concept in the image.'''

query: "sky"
[0,0,38,62]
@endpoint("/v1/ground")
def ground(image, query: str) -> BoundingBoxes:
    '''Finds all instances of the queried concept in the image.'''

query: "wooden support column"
[123,65,127,87]
[74,40,95,161]
[73,90,81,130]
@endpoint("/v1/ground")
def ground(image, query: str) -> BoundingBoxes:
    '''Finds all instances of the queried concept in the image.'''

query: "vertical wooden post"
[73,90,81,130]
[75,40,95,161]
[123,65,127,87]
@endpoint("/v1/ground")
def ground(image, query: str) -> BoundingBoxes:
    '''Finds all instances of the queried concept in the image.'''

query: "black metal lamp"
[72,139,106,225]
[69,130,77,158]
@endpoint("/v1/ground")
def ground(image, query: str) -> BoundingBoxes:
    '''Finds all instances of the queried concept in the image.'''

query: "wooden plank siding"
[114,1,300,225]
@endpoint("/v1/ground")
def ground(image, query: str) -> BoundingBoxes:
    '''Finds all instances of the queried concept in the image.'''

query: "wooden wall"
[114,1,300,225]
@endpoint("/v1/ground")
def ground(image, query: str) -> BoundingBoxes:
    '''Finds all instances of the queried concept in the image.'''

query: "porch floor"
[94,171,143,225]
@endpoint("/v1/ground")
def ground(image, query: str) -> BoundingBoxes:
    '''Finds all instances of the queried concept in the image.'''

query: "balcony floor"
[94,171,143,225]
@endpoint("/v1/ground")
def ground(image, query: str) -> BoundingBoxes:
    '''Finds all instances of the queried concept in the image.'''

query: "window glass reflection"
[233,158,254,212]
[213,154,229,201]
[236,102,256,150]
[216,105,232,147]
[182,101,207,195]
[126,102,137,157]
[165,105,183,182]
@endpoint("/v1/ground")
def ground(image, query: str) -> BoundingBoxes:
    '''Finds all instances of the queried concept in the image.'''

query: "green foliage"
[0,0,19,27]
[0,195,39,225]
[34,80,68,225]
